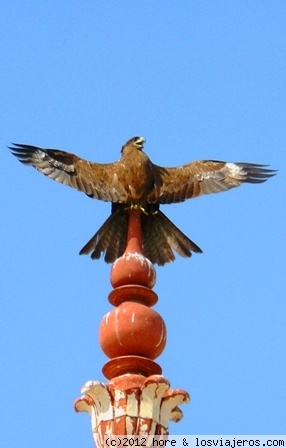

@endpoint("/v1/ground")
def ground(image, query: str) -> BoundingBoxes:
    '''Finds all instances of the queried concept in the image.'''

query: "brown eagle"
[9,136,276,265]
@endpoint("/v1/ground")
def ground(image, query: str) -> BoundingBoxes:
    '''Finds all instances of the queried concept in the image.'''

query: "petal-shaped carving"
[161,389,190,426]
[74,374,189,447]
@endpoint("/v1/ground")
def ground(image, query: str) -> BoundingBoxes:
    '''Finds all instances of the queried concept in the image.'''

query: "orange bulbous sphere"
[110,252,156,289]
[99,301,166,360]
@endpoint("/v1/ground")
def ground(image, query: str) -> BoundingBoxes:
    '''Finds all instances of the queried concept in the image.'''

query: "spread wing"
[148,160,277,204]
[9,144,129,202]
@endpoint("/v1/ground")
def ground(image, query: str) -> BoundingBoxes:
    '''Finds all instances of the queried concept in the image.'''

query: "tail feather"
[141,210,202,265]
[79,207,202,266]
[79,207,127,261]
[141,212,176,265]
[104,212,127,262]
[154,211,202,257]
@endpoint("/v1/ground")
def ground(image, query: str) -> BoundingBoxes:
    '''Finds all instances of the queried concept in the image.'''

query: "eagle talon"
[124,204,149,215]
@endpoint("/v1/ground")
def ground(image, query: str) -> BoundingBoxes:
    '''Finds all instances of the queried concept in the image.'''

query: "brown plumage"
[9,136,276,265]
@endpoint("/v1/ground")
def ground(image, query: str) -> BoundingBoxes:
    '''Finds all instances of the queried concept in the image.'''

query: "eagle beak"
[133,136,146,149]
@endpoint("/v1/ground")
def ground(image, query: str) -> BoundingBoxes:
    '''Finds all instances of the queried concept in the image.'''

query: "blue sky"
[1,2,285,446]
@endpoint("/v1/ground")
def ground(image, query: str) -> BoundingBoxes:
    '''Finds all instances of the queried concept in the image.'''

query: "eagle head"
[121,136,146,153]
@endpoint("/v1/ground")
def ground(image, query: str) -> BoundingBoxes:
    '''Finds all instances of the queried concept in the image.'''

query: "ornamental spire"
[74,209,189,446]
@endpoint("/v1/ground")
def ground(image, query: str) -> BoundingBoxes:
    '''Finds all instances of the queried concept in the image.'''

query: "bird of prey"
[9,137,276,265]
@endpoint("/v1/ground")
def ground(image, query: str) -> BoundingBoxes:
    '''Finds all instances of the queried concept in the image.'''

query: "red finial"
[75,208,189,443]
[99,208,166,379]
[110,209,156,289]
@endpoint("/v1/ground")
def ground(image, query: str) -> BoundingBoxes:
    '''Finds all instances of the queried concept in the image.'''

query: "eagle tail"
[141,210,203,266]
[79,206,128,263]
[80,206,202,266]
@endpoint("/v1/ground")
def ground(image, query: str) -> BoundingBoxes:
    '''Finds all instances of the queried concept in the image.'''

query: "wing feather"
[148,160,276,204]
[9,143,128,203]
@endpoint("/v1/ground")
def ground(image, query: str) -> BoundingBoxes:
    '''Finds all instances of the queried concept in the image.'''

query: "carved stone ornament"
[74,374,190,447]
